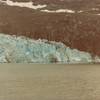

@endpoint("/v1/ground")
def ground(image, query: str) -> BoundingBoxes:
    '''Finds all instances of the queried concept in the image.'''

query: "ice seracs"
[0,33,96,63]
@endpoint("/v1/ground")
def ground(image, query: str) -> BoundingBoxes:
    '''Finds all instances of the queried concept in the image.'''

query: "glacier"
[0,33,96,63]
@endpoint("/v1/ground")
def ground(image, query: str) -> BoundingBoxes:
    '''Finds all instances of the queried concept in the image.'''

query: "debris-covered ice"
[0,33,96,63]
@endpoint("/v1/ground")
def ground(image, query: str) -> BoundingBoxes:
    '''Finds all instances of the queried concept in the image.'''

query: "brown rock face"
[0,0,100,56]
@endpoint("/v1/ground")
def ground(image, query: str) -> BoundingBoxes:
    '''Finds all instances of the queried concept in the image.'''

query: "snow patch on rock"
[0,0,47,9]
[41,9,75,13]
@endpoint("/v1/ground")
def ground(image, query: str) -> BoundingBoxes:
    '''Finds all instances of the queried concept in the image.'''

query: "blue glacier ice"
[0,33,94,63]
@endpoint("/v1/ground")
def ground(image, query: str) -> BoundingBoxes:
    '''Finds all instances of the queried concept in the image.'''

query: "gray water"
[0,65,99,100]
